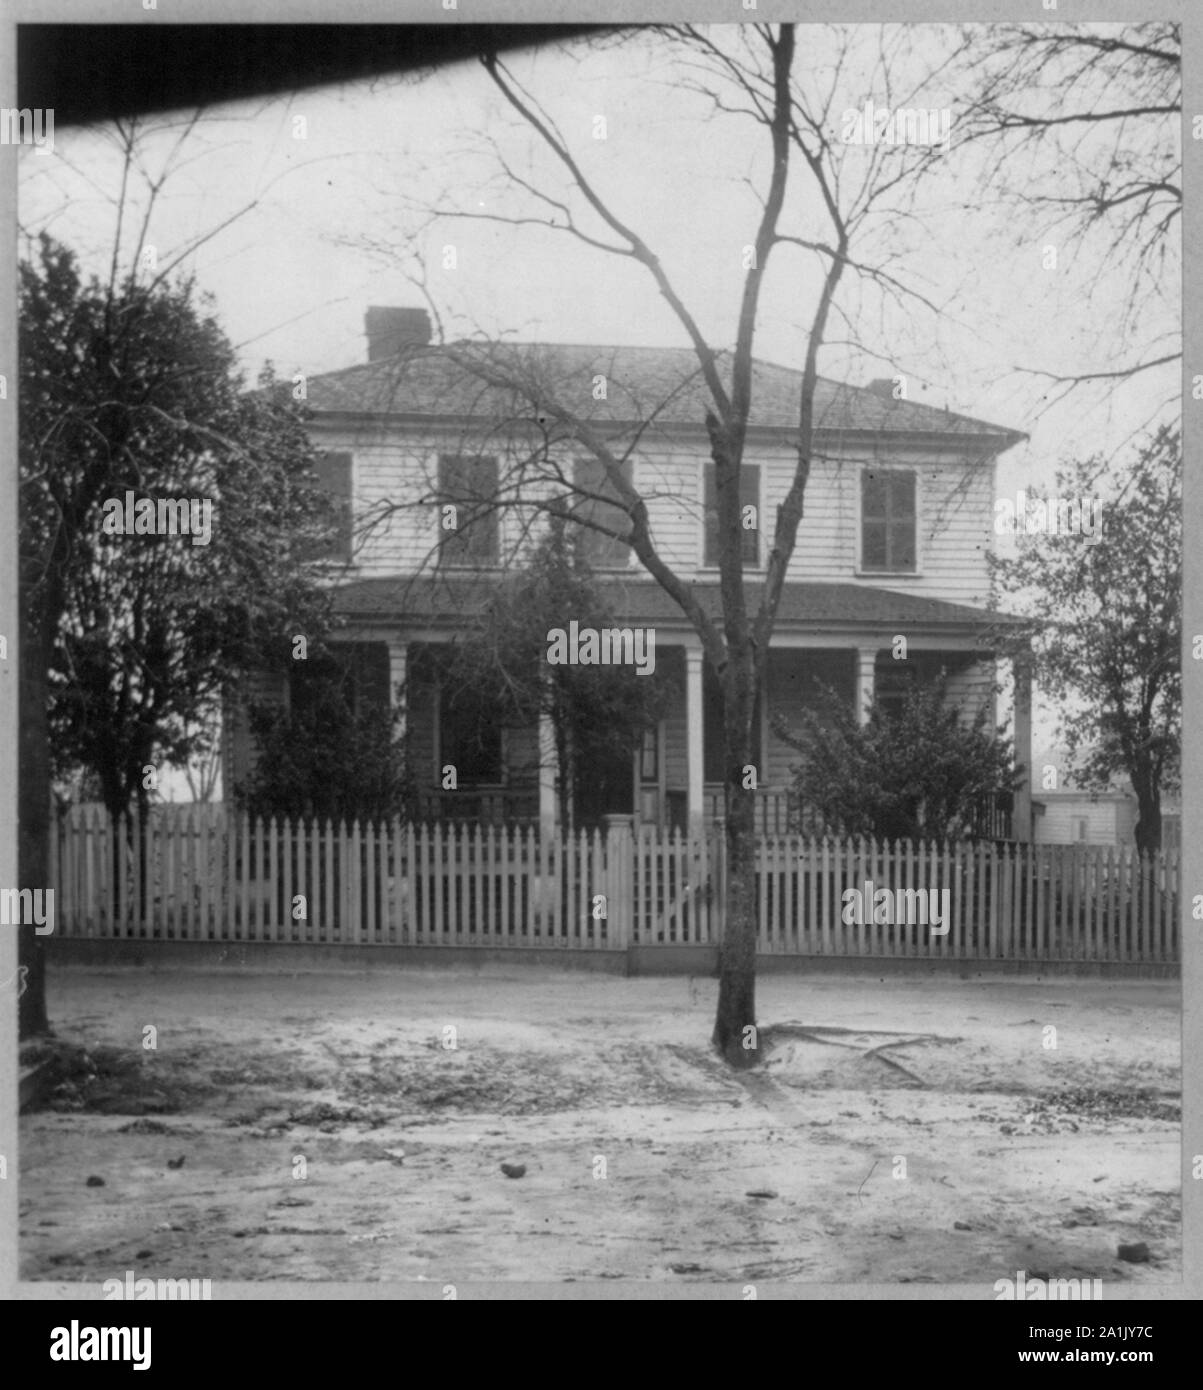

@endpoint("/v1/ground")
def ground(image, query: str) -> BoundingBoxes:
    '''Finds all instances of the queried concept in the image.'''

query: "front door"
[574,745,634,828]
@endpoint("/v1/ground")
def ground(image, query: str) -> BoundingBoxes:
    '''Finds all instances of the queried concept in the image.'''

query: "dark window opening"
[290,641,390,721]
[703,662,763,784]
[874,651,946,721]
[574,745,635,826]
[640,726,658,781]
[770,649,857,717]
[439,684,504,785]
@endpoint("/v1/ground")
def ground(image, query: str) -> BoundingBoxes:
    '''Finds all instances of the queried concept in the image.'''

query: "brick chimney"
[365,306,432,361]
[867,377,898,400]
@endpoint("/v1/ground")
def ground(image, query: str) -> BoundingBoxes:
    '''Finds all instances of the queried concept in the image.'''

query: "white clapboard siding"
[310,419,997,603]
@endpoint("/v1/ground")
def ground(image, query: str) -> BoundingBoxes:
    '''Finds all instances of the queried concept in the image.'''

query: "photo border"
[0,0,1195,1304]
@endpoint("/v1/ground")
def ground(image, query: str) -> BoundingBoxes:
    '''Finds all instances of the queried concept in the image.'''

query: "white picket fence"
[50,805,1180,962]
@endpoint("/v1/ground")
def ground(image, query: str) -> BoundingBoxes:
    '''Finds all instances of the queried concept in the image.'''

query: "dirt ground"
[19,964,1179,1288]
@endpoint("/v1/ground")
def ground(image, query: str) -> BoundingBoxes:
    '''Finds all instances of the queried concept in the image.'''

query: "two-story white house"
[226,306,1033,837]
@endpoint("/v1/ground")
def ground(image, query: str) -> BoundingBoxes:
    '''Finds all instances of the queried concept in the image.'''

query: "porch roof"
[333,575,1024,637]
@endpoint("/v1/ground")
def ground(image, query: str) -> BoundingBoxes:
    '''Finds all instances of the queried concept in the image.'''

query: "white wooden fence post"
[602,814,634,951]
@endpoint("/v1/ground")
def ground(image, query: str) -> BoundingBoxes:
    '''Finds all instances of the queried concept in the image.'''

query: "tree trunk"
[553,707,573,934]
[712,782,758,1066]
[555,714,572,837]
[135,783,152,932]
[18,607,51,1038]
[111,812,126,933]
[1132,773,1161,856]
[711,651,758,1067]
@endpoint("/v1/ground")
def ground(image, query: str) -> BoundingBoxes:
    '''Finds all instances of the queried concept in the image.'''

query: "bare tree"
[952,21,1180,422]
[363,24,968,1065]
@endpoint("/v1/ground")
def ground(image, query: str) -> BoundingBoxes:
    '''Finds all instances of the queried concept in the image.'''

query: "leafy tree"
[16,110,327,1037]
[18,233,333,1035]
[236,649,414,824]
[989,426,1180,854]
[777,677,1019,844]
[442,514,670,830]
[20,232,334,829]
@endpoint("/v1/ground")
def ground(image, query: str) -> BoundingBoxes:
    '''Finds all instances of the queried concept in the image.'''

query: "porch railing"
[414,786,539,826]
[703,787,1013,840]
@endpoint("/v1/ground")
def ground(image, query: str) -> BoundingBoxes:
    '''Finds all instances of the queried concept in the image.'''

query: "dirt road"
[20,966,1179,1287]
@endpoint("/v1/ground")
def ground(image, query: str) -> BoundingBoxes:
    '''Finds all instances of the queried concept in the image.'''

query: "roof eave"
[306,408,1027,453]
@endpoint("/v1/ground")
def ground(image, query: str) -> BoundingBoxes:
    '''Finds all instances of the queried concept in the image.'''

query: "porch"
[311,575,1034,839]
[399,637,1030,840]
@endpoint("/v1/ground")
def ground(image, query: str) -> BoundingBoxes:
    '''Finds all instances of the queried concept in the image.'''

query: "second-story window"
[439,454,500,567]
[861,468,916,572]
[703,462,760,568]
[572,457,631,569]
[312,451,354,563]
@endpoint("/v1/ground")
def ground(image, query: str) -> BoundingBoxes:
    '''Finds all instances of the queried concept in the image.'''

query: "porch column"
[538,709,557,835]
[1012,645,1033,841]
[856,646,877,725]
[686,646,705,833]
[387,639,407,737]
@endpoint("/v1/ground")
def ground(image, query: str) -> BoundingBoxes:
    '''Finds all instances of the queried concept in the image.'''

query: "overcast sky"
[19,22,1181,765]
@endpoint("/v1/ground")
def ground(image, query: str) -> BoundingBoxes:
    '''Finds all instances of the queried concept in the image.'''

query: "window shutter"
[862,468,916,572]
[439,455,500,567]
[312,452,353,562]
[704,463,759,567]
[572,457,631,568]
